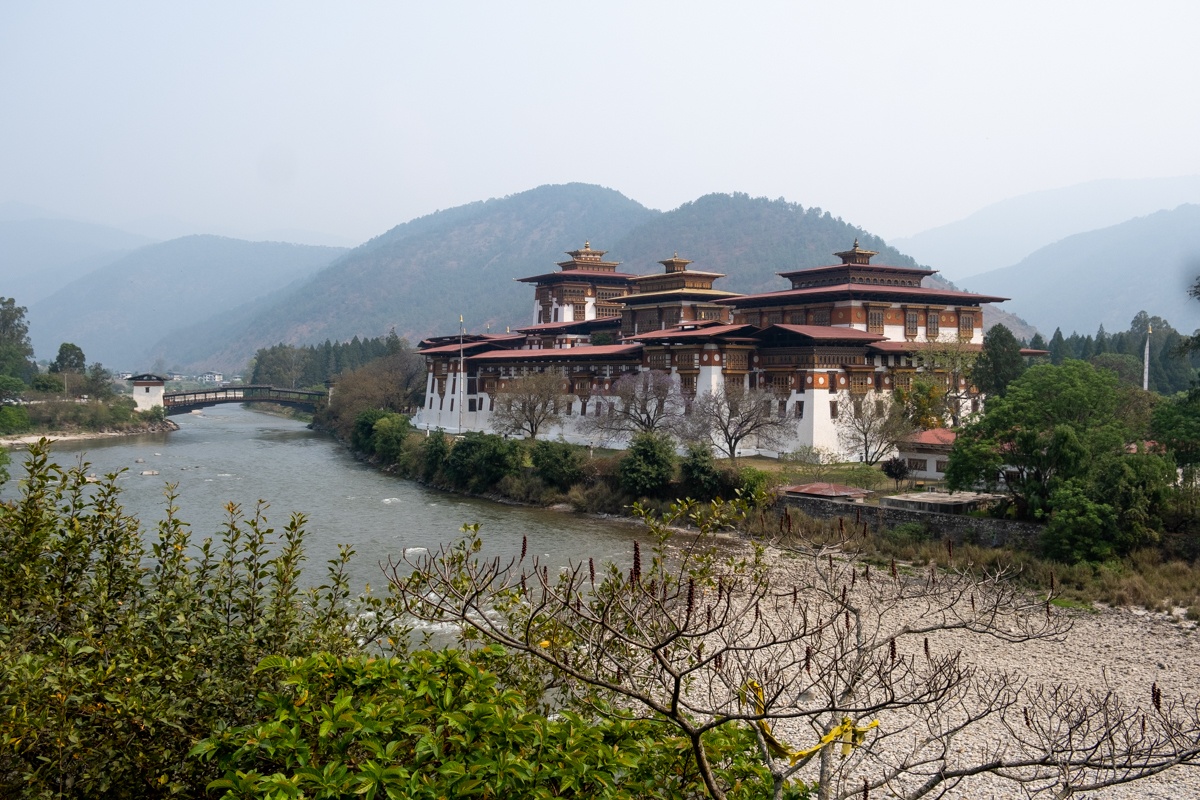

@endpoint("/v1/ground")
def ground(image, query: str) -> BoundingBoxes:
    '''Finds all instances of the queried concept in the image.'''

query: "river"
[1,406,645,594]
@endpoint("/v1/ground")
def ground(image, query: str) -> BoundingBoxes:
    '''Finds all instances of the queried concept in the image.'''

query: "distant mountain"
[157,184,658,371]
[0,218,156,305]
[162,186,1037,372]
[892,176,1200,281]
[28,236,347,369]
[963,205,1200,337]
[608,193,919,294]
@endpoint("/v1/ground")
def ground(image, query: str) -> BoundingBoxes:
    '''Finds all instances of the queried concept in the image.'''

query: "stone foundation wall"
[778,495,1043,549]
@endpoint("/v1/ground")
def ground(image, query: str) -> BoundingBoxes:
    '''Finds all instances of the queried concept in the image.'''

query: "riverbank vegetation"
[5,442,1200,799]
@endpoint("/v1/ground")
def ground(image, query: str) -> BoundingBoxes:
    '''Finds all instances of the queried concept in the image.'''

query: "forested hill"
[29,236,347,369]
[157,185,1026,373]
[610,193,918,294]
[153,184,658,371]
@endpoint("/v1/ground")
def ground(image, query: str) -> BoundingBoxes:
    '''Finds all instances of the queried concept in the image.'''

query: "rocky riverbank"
[1,419,178,449]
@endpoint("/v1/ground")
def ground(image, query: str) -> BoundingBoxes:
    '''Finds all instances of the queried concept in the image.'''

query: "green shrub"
[531,439,585,491]
[194,648,786,800]
[0,404,30,434]
[680,444,722,500]
[351,408,388,453]
[886,521,931,545]
[619,432,676,498]
[370,412,411,463]
[0,441,381,798]
[444,432,524,493]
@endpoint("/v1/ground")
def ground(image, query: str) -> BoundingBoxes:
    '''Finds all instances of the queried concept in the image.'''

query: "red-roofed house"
[897,428,957,481]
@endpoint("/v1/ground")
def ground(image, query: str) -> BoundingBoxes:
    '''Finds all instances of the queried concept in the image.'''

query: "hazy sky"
[2,1,1198,246]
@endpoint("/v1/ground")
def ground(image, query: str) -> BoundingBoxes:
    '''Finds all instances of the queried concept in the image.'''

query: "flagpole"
[1143,322,1151,391]
[458,314,465,434]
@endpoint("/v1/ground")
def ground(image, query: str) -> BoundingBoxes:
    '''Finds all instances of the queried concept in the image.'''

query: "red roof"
[867,341,983,354]
[467,344,643,361]
[782,482,871,498]
[761,324,887,342]
[419,337,525,355]
[514,317,621,334]
[626,323,758,341]
[715,283,1008,306]
[904,428,957,447]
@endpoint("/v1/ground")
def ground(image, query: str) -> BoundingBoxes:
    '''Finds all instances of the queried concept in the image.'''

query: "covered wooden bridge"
[163,385,325,415]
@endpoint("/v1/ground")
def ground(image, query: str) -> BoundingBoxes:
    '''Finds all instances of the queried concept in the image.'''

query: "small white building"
[896,428,957,481]
[199,371,225,384]
[128,374,167,413]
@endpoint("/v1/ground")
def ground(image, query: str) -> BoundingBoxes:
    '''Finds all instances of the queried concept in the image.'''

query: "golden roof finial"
[853,238,860,249]
[584,240,590,250]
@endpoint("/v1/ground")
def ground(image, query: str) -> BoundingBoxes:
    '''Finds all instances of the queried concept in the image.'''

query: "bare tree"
[836,390,914,465]
[490,370,566,439]
[681,385,792,465]
[391,500,1200,800]
[583,369,681,442]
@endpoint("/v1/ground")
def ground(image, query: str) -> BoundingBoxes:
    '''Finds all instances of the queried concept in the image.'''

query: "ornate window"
[868,308,884,334]
[771,373,790,394]
[810,309,831,326]
[927,312,939,338]
[959,313,974,338]
[849,372,872,394]
[905,310,920,338]
[829,400,838,419]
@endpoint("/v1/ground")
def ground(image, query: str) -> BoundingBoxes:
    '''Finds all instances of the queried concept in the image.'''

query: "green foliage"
[0,297,35,381]
[973,323,1026,398]
[195,648,779,800]
[30,373,64,394]
[0,447,8,484]
[20,396,141,433]
[49,342,86,374]
[1152,389,1200,468]
[881,455,910,488]
[0,404,31,434]
[619,432,676,497]
[1042,481,1120,563]
[0,374,25,402]
[423,429,450,483]
[737,466,771,498]
[680,444,722,500]
[530,439,585,491]
[947,361,1127,520]
[444,432,524,493]
[949,361,1178,562]
[370,413,412,463]
[0,441,381,799]
[895,377,947,429]
[351,408,388,452]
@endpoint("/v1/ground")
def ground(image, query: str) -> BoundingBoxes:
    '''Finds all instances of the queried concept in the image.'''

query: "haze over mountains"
[963,204,1200,337]
[893,176,1200,281]
[4,178,1199,374]
[28,237,346,369]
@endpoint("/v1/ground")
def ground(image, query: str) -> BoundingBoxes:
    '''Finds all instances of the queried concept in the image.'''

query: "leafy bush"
[531,439,585,491]
[350,408,388,452]
[0,404,30,434]
[0,441,381,799]
[680,444,722,500]
[619,432,676,498]
[443,432,524,493]
[370,412,411,463]
[195,647,790,800]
